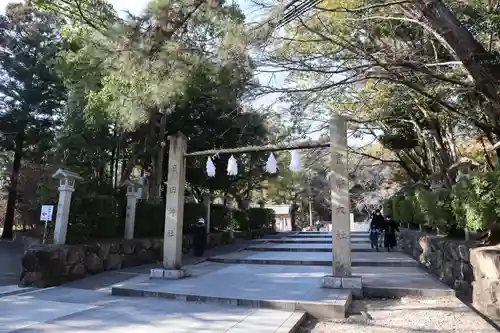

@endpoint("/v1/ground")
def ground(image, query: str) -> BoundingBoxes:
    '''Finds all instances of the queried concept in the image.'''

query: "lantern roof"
[448,157,480,172]
[52,168,83,180]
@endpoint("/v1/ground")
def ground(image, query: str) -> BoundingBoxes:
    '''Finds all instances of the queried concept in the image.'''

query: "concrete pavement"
[0,287,305,333]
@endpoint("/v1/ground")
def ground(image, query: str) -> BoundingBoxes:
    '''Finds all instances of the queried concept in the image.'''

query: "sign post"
[40,205,54,244]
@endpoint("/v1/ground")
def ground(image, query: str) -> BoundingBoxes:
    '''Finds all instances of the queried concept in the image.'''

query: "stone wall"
[470,246,500,320]
[398,230,500,321]
[397,230,478,296]
[21,231,234,288]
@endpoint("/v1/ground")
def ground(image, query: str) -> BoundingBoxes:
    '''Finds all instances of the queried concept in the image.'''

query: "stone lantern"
[448,157,480,183]
[51,168,83,244]
[428,173,443,193]
[122,180,142,240]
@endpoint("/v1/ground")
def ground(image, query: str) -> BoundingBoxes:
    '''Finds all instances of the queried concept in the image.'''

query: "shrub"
[67,183,123,244]
[392,195,414,224]
[248,208,276,230]
[414,188,454,231]
[134,202,232,238]
[385,169,500,234]
[383,198,394,218]
[231,207,276,231]
[450,170,500,231]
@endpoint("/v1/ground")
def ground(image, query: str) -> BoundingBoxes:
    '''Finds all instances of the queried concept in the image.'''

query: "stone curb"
[0,287,37,298]
[111,287,350,320]
[361,286,455,298]
[206,257,419,267]
[276,312,308,333]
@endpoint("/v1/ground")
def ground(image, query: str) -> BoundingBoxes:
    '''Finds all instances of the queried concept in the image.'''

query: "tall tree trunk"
[1,131,24,240]
[412,0,500,112]
[110,124,118,187]
[153,108,168,203]
[120,134,147,182]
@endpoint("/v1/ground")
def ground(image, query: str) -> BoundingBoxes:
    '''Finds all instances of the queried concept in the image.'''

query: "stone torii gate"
[150,114,360,292]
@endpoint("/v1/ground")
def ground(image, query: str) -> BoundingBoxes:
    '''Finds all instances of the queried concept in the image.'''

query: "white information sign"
[40,205,54,222]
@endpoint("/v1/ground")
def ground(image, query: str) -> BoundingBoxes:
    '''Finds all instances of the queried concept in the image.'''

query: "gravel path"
[298,297,499,333]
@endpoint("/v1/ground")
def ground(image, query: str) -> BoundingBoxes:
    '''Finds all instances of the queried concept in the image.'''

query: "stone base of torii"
[149,114,363,295]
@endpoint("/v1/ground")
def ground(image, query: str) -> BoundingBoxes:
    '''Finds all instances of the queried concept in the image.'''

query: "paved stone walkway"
[0,286,304,333]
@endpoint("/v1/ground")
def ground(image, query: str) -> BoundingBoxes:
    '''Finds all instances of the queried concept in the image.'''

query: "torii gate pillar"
[150,132,190,280]
[321,115,362,296]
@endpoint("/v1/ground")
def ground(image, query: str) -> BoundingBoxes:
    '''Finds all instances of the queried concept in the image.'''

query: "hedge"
[232,207,276,231]
[41,183,276,242]
[134,202,275,238]
[384,168,500,233]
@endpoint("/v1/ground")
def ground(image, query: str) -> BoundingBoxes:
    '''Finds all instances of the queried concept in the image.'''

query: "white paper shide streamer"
[206,157,216,177]
[227,155,238,176]
[265,153,277,174]
[289,150,301,172]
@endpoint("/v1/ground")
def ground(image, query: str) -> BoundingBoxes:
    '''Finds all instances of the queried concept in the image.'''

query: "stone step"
[207,251,418,268]
[290,234,369,239]
[207,257,418,267]
[246,245,374,253]
[110,264,353,320]
[267,238,370,244]
[112,286,351,321]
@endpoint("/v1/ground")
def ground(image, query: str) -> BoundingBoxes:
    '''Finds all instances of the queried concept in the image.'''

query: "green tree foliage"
[0,3,66,239]
[385,169,500,234]
[450,170,500,231]
[50,0,248,130]
[166,64,269,202]
[257,0,500,192]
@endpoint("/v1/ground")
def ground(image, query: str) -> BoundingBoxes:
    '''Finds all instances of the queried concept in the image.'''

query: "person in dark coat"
[369,209,385,251]
[192,218,207,257]
[383,216,400,251]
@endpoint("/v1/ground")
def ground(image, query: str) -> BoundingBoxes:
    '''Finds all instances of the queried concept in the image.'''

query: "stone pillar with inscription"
[150,132,190,280]
[321,115,362,297]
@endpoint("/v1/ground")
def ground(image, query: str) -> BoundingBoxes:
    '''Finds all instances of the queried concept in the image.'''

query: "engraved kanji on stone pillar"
[163,132,187,271]
[321,115,361,297]
[330,115,351,277]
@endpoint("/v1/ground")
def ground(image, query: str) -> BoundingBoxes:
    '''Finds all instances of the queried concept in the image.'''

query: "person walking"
[192,218,207,257]
[383,215,400,251]
[315,220,322,232]
[369,209,384,251]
